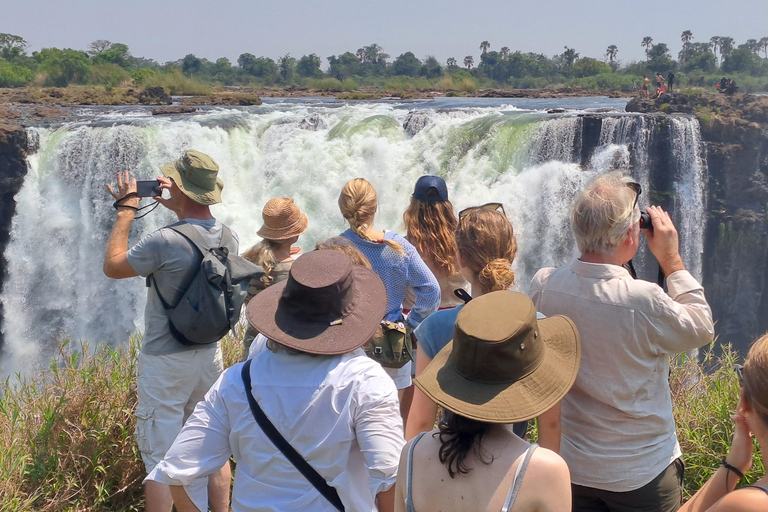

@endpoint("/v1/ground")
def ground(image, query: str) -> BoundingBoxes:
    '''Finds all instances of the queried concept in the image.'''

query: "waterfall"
[669,117,707,281]
[0,104,709,373]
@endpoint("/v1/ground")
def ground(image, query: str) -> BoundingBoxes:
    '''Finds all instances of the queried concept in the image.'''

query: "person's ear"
[737,388,752,416]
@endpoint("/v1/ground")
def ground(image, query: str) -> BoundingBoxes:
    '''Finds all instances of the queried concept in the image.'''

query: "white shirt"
[147,340,405,512]
[530,260,714,492]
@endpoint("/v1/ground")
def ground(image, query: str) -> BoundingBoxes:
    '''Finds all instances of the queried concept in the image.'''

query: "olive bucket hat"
[246,250,387,355]
[161,150,223,205]
[415,290,581,423]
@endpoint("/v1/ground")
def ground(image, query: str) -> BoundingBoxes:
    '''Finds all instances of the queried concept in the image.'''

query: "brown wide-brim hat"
[161,149,224,205]
[415,291,580,423]
[246,250,386,355]
[257,197,309,240]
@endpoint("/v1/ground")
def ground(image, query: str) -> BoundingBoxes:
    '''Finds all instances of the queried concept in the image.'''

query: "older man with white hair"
[530,171,714,512]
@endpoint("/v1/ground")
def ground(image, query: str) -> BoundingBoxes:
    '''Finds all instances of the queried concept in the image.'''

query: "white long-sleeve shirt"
[147,342,405,511]
[530,260,714,492]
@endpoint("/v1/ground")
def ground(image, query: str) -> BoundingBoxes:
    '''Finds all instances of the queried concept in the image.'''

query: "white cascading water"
[669,117,707,281]
[0,103,707,374]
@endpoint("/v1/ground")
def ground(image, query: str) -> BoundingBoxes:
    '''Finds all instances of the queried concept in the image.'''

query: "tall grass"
[141,70,212,96]
[0,334,761,509]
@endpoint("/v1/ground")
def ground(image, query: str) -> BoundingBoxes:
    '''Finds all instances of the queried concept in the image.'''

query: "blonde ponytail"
[478,258,515,292]
[339,178,405,256]
[242,240,279,285]
[455,208,517,294]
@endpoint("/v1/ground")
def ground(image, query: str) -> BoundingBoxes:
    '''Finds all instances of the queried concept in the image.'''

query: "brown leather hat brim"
[245,265,386,355]
[414,314,580,423]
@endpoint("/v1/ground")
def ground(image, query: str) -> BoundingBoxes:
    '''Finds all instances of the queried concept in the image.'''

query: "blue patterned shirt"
[341,229,440,328]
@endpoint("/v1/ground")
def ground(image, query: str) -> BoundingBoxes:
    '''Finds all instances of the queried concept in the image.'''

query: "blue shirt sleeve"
[413,306,462,359]
[393,234,440,329]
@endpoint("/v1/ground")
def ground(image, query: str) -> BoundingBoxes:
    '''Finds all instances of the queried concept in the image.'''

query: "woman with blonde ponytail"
[339,178,441,394]
[406,206,562,452]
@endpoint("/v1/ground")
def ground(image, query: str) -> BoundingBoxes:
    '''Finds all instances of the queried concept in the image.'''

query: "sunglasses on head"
[734,364,744,387]
[458,202,506,221]
[627,181,641,211]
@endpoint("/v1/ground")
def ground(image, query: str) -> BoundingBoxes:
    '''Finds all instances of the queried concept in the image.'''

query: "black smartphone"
[136,180,161,198]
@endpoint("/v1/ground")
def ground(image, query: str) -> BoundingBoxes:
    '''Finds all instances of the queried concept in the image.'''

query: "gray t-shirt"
[126,218,239,355]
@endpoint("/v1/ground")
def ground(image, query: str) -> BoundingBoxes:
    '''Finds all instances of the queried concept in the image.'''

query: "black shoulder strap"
[241,360,345,512]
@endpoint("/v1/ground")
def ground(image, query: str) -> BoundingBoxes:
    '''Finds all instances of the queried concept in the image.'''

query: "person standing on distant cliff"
[103,151,232,512]
[642,76,650,98]
[530,171,714,512]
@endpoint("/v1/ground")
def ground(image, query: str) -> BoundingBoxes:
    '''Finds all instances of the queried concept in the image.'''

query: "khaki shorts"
[135,346,223,473]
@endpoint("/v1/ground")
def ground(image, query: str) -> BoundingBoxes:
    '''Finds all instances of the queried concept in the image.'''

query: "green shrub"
[341,78,358,91]
[305,77,344,91]
[130,68,156,86]
[88,63,130,88]
[142,69,211,95]
[0,60,34,87]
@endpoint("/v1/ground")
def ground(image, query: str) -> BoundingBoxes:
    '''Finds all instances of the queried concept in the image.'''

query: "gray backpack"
[147,222,262,345]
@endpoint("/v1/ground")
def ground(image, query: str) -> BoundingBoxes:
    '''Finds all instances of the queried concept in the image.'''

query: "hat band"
[452,346,545,385]
[278,269,356,323]
[263,214,305,232]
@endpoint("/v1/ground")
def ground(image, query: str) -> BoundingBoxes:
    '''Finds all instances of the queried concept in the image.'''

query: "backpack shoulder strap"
[241,360,345,511]
[167,222,224,254]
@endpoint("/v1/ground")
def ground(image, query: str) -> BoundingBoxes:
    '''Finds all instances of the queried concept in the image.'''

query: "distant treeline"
[1,32,768,93]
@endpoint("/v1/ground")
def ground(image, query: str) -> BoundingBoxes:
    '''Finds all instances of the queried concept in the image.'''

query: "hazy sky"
[4,0,767,67]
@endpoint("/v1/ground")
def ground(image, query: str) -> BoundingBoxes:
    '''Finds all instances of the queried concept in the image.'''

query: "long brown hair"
[338,178,405,256]
[455,208,517,294]
[403,197,458,276]
[743,333,768,426]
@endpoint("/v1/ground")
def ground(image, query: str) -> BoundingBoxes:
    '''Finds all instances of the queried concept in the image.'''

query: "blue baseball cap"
[413,175,449,202]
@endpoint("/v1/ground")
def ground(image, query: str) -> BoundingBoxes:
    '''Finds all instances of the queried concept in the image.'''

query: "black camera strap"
[240,360,345,512]
[113,192,160,219]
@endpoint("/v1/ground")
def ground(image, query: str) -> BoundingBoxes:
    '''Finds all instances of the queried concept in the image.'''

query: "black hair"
[436,410,494,478]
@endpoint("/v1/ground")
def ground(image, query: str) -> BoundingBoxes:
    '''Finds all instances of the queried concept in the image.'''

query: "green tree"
[719,37,735,62]
[681,30,694,46]
[739,39,760,54]
[679,31,694,63]
[681,43,717,73]
[641,36,653,60]
[463,55,474,69]
[760,37,768,58]
[91,43,133,69]
[421,55,443,79]
[722,48,765,75]
[34,48,91,86]
[605,45,618,64]
[392,52,422,76]
[296,54,322,78]
[327,52,361,79]
[181,54,202,75]
[447,57,457,67]
[479,41,490,55]
[500,47,510,59]
[0,33,28,61]
[572,57,611,78]
[0,60,34,87]
[278,54,295,82]
[646,43,676,73]
[556,46,579,73]
[238,54,278,79]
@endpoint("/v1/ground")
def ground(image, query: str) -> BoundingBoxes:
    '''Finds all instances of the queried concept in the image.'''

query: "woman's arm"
[405,352,438,439]
[400,239,440,328]
[536,402,561,453]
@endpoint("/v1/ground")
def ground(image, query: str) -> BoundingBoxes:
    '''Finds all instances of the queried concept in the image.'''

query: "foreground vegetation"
[1,31,768,97]
[0,333,759,510]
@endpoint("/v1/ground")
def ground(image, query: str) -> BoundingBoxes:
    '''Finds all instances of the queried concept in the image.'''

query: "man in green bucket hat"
[103,149,234,512]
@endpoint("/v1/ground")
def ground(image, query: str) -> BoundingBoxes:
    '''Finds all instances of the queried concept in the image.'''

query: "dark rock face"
[138,87,172,105]
[699,115,768,350]
[0,124,28,348]
[151,106,197,115]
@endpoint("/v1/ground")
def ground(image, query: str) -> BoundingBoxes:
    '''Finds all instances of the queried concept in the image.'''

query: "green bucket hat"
[161,150,224,205]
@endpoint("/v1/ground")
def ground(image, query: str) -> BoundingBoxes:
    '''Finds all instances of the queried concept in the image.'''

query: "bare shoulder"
[527,447,570,479]
[708,487,768,512]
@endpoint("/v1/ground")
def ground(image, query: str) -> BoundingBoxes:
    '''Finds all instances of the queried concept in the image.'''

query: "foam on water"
[0,106,707,374]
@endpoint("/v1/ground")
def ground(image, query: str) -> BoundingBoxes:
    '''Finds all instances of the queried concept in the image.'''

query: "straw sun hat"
[160,150,223,205]
[246,250,386,355]
[415,290,581,424]
[257,197,309,241]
